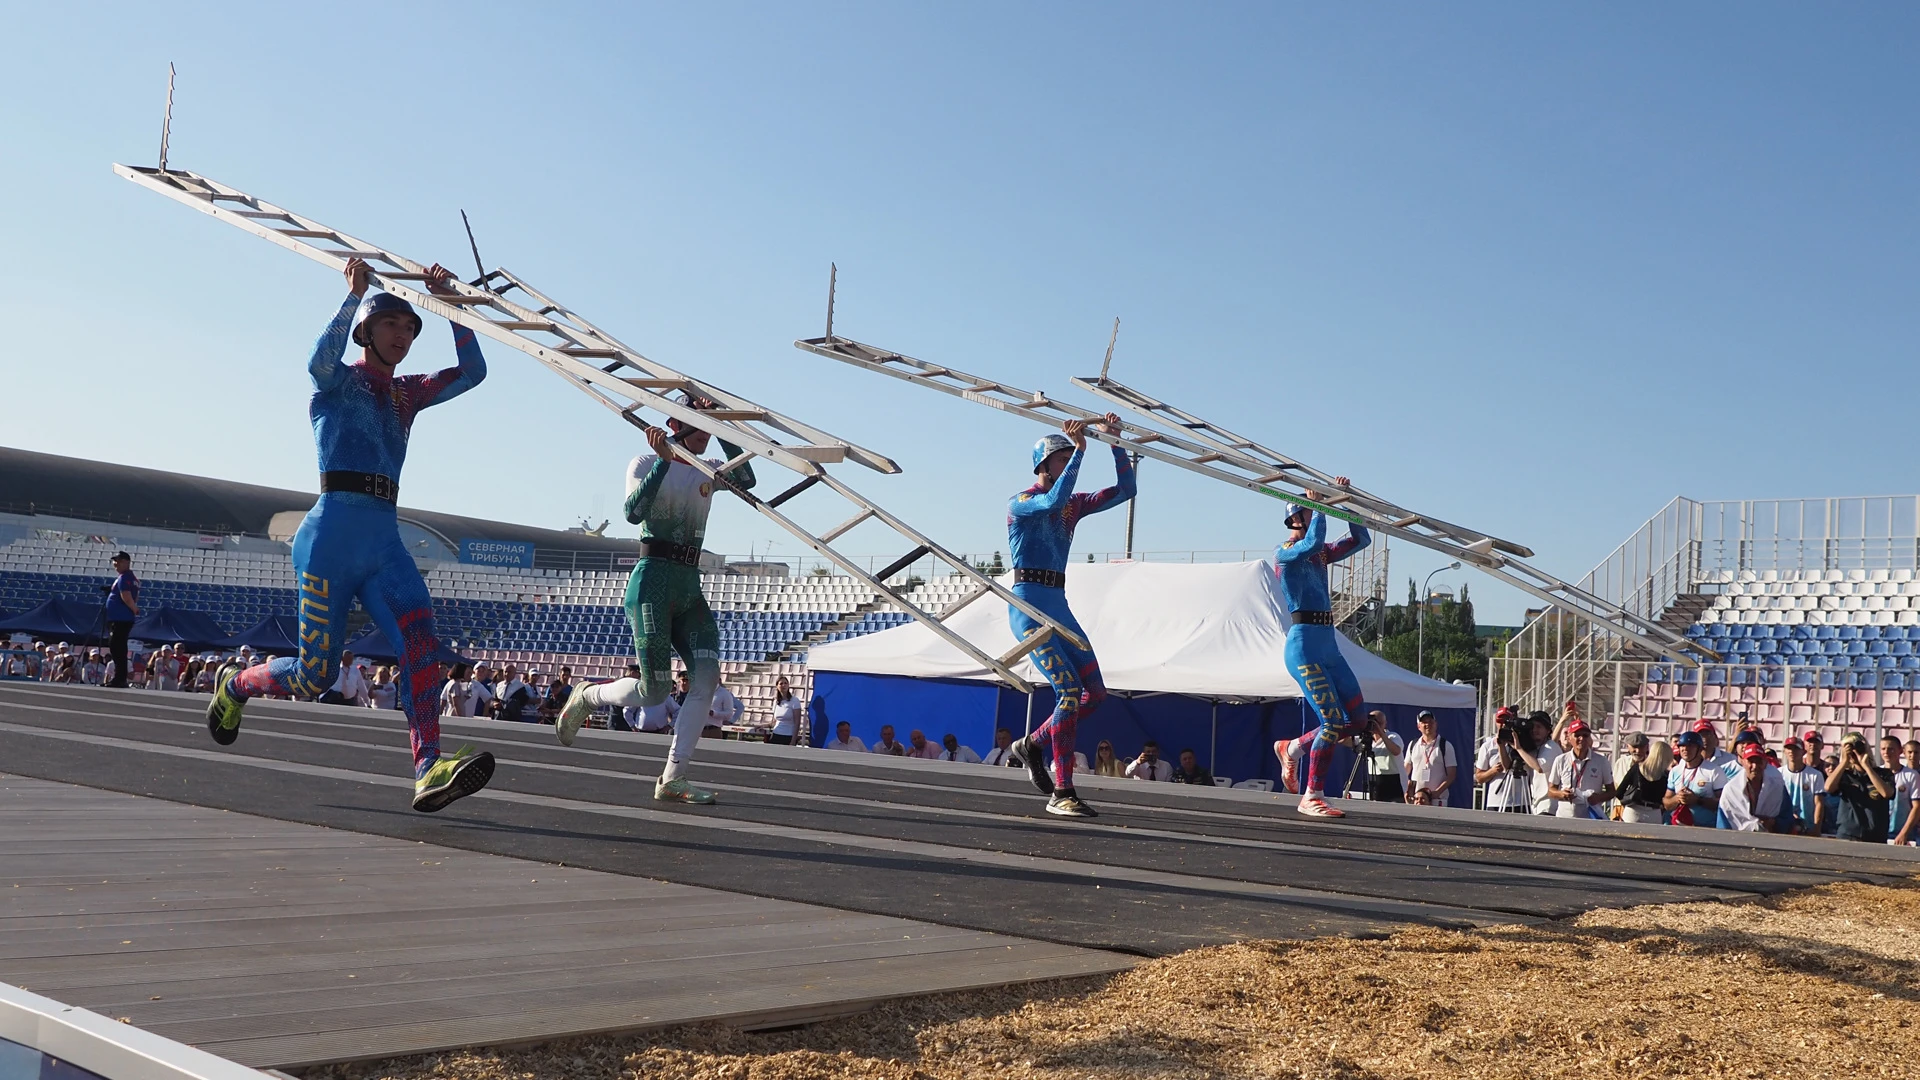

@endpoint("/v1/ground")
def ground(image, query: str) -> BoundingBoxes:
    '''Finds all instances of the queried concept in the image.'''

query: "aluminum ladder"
[116,164,1084,691]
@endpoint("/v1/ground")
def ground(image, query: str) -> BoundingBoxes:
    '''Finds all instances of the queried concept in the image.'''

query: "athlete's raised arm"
[715,439,757,492]
[309,258,369,393]
[624,426,675,524]
[411,264,486,408]
[1012,420,1087,517]
[1069,414,1135,518]
[1318,479,1371,563]
[1274,508,1326,564]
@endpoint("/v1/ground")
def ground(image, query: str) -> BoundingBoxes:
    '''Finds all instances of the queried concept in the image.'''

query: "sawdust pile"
[307,880,1920,1080]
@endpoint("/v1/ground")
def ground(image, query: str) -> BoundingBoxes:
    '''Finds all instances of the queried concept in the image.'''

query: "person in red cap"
[1545,718,1613,818]
[1663,731,1723,827]
[1692,718,1736,776]
[1718,741,1787,832]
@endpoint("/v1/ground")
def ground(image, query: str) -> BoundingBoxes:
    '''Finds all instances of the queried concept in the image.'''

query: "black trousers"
[767,732,795,745]
[107,620,133,688]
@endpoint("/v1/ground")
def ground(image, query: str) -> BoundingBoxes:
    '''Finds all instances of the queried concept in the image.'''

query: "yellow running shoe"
[205,664,247,746]
[412,744,496,813]
[555,685,593,747]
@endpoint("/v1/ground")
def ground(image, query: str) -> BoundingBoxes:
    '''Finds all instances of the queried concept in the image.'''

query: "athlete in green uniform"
[557,397,753,803]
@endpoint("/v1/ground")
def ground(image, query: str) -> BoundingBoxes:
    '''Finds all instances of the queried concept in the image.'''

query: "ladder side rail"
[1075,375,1537,558]
[489,271,901,475]
[802,334,1708,665]
[117,167,849,476]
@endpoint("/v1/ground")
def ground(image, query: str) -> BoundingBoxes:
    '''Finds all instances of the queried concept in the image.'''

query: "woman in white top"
[439,663,479,718]
[769,676,803,746]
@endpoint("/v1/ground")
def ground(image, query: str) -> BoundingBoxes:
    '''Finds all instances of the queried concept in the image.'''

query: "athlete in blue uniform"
[1271,479,1372,818]
[205,257,496,813]
[1008,413,1135,818]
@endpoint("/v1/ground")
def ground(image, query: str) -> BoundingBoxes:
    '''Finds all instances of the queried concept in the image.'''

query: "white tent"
[808,560,1476,709]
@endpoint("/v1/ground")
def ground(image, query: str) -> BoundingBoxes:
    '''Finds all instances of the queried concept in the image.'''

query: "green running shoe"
[412,744,496,813]
[555,686,593,747]
[653,777,717,805]
[205,664,247,746]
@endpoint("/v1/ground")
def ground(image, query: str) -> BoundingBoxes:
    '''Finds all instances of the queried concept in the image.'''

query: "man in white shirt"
[1889,738,1919,846]
[983,728,1019,767]
[939,733,981,763]
[1779,736,1826,836]
[1125,740,1174,782]
[870,724,907,755]
[826,721,867,753]
[1545,719,1613,818]
[631,693,679,734]
[1697,719,1737,778]
[1718,741,1787,832]
[706,676,738,730]
[328,650,370,707]
[469,662,496,718]
[1405,710,1458,807]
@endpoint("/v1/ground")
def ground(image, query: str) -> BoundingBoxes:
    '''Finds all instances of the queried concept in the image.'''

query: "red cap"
[1691,719,1716,734]
[1802,729,1822,741]
[1739,742,1766,761]
[1783,736,1803,749]
[1566,718,1590,735]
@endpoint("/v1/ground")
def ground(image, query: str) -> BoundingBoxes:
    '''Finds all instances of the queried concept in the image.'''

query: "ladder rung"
[937,583,993,622]
[705,409,767,422]
[324,250,385,260]
[234,210,292,220]
[490,320,557,331]
[820,509,876,543]
[998,628,1050,668]
[275,229,340,239]
[621,377,693,391]
[1193,453,1225,464]
[1391,515,1422,528]
[560,348,622,358]
[765,475,821,509]
[434,295,498,306]
[1320,492,1354,506]
[1133,432,1165,444]
[877,545,932,583]
[1252,471,1296,484]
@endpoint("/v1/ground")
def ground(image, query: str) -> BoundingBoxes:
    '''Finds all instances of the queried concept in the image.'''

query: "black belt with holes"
[1013,568,1066,589]
[1293,609,1335,626]
[639,540,702,567]
[321,471,399,503]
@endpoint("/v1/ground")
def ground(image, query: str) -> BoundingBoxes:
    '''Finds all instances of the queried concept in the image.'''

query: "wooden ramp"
[0,776,1134,1070]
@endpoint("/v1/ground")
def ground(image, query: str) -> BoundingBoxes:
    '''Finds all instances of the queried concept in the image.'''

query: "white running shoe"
[555,687,593,747]
[1296,794,1345,819]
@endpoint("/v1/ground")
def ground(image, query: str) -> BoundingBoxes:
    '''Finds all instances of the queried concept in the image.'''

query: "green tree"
[1370,578,1490,684]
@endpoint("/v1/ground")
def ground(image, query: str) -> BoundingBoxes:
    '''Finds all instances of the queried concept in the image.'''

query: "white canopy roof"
[808,560,1478,708]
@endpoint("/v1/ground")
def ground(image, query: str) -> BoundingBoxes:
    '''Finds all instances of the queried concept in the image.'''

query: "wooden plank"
[0,776,1133,1068]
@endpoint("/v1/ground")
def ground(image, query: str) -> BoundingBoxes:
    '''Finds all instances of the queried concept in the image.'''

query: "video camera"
[1493,705,1540,756]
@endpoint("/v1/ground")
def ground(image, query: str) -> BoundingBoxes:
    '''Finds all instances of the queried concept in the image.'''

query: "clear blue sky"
[3,4,1914,623]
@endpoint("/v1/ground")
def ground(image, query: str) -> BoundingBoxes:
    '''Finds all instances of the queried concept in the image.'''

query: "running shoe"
[1279,739,1301,794]
[1045,789,1098,818]
[205,664,247,746]
[1010,735,1055,795]
[412,745,496,813]
[654,777,717,804]
[555,687,593,747]
[1296,794,1344,819]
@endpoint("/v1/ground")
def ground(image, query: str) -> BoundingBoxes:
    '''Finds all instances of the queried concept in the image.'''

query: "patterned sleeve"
[309,293,361,393]
[1067,444,1137,519]
[399,322,487,413]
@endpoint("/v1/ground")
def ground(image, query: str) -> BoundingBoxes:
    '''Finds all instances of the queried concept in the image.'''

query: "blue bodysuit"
[1275,511,1372,794]
[1007,444,1136,788]
[231,292,485,778]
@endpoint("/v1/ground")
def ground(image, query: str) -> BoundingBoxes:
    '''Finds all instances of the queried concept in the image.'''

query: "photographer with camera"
[1473,706,1556,813]
[1825,732,1895,843]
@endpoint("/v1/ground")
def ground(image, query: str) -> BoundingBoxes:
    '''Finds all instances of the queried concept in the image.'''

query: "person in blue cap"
[1006,413,1135,817]
[205,257,495,814]
[1270,480,1372,818]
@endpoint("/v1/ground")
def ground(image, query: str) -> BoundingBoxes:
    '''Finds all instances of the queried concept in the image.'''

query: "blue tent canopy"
[129,606,230,651]
[0,598,106,643]
[344,625,469,667]
[218,615,303,655]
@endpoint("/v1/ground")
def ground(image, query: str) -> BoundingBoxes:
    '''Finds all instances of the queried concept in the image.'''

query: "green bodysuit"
[620,441,755,706]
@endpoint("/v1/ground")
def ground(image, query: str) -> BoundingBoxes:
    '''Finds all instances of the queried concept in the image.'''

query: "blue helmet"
[1032,433,1074,473]
[351,292,423,347]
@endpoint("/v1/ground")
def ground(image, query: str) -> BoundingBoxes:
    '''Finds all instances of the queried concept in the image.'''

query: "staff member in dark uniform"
[104,551,139,688]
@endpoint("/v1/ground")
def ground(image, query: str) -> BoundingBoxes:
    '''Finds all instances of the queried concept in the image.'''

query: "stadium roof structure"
[0,445,633,556]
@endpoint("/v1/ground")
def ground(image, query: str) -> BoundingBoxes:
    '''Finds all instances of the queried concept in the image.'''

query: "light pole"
[1417,562,1462,679]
